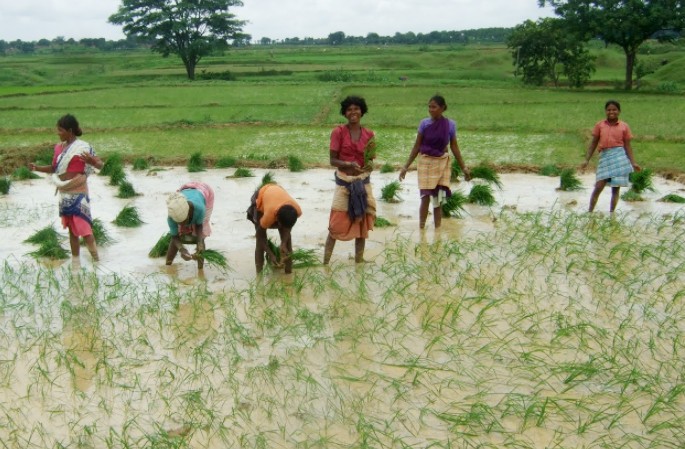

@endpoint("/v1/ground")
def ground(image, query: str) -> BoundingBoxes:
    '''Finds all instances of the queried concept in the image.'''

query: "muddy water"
[2,167,683,284]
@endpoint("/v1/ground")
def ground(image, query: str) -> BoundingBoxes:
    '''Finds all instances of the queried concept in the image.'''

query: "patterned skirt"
[596,147,633,187]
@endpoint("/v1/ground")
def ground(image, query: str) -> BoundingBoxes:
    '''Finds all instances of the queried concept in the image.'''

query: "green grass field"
[1,43,684,175]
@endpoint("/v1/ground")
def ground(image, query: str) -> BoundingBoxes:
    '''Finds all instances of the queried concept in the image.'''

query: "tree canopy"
[109,0,248,80]
[539,0,685,89]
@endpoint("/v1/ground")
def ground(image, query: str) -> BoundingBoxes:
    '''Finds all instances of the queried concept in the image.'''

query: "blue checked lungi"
[596,146,633,187]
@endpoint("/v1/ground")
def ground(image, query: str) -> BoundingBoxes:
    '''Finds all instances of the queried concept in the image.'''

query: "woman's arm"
[330,150,363,175]
[581,135,600,170]
[28,163,53,174]
[623,138,641,172]
[399,133,422,181]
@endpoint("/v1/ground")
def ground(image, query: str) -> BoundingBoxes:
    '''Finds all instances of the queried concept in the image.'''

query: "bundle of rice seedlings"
[29,243,69,260]
[539,164,561,177]
[468,184,496,206]
[374,216,395,227]
[470,165,502,189]
[291,248,319,269]
[12,166,41,180]
[621,190,644,202]
[215,156,237,168]
[363,137,376,169]
[261,172,275,186]
[34,147,54,166]
[24,224,64,245]
[658,193,685,203]
[380,163,394,174]
[90,218,115,246]
[113,205,144,227]
[442,190,468,218]
[117,181,138,198]
[195,249,229,269]
[558,168,582,191]
[381,180,402,202]
[287,155,305,172]
[108,165,127,186]
[0,177,10,195]
[100,153,123,176]
[187,152,205,172]
[149,233,172,257]
[231,167,254,178]
[450,159,462,181]
[132,158,150,170]
[629,169,655,193]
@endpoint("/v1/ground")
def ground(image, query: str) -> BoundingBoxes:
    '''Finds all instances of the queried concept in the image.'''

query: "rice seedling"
[117,180,138,198]
[12,166,41,180]
[381,180,402,202]
[470,164,503,189]
[108,165,127,186]
[539,164,561,177]
[99,153,123,176]
[90,218,115,246]
[291,249,319,268]
[468,184,496,205]
[148,233,172,257]
[658,193,685,203]
[215,156,237,168]
[132,157,149,170]
[363,137,376,169]
[231,167,254,178]
[374,216,394,227]
[450,159,462,181]
[28,242,69,259]
[629,168,655,193]
[0,177,10,194]
[287,155,305,172]
[261,172,275,186]
[621,190,644,202]
[442,190,468,217]
[558,168,583,191]
[187,151,206,172]
[113,205,144,227]
[195,248,229,269]
[380,163,394,174]
[24,224,64,247]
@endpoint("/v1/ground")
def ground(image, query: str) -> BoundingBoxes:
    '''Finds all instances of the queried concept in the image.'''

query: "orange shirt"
[256,184,302,229]
[592,120,632,151]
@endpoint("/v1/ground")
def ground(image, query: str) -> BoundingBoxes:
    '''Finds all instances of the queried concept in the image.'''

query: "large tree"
[109,0,249,80]
[539,0,685,90]
[508,18,595,87]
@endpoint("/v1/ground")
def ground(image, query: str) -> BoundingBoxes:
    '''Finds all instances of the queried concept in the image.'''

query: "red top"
[330,125,375,167]
[592,120,632,151]
[52,143,86,173]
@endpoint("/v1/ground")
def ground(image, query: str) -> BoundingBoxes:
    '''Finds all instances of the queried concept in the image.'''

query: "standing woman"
[323,95,377,264]
[29,114,103,260]
[399,95,470,229]
[581,100,641,213]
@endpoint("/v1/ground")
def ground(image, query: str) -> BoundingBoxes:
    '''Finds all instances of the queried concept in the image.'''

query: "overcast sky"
[0,0,556,42]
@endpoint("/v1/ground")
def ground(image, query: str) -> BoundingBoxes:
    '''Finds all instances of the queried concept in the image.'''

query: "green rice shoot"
[132,157,150,170]
[261,172,275,186]
[374,216,395,227]
[24,224,64,245]
[658,193,685,203]
[12,166,41,180]
[187,151,206,172]
[90,218,115,246]
[381,180,402,202]
[113,205,144,227]
[215,156,237,168]
[108,165,127,186]
[621,189,644,202]
[149,233,172,257]
[0,177,10,194]
[539,164,561,177]
[99,153,123,176]
[629,168,655,193]
[380,163,394,174]
[291,248,319,268]
[28,242,69,260]
[117,180,138,198]
[442,190,468,218]
[196,248,229,269]
[363,137,376,169]
[559,168,583,191]
[287,155,305,172]
[468,184,496,206]
[470,164,503,189]
[231,167,254,178]
[450,159,462,181]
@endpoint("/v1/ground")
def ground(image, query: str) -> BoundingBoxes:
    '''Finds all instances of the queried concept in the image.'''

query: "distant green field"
[1,43,684,175]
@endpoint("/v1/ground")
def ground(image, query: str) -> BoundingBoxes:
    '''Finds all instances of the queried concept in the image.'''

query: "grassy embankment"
[0,43,683,176]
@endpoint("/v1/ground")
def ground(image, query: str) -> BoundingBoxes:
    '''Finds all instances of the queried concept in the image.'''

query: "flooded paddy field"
[1,167,685,448]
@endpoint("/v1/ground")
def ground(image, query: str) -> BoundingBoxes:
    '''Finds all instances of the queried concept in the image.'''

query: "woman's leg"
[165,243,178,265]
[355,238,365,263]
[419,196,430,228]
[83,234,99,261]
[610,187,621,212]
[323,234,336,264]
[588,180,608,212]
[69,230,80,257]
[433,206,443,228]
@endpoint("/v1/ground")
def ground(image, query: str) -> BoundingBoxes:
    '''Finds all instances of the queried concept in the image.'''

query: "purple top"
[418,117,457,157]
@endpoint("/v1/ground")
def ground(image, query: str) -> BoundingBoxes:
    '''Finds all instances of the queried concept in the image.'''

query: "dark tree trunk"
[624,48,636,91]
